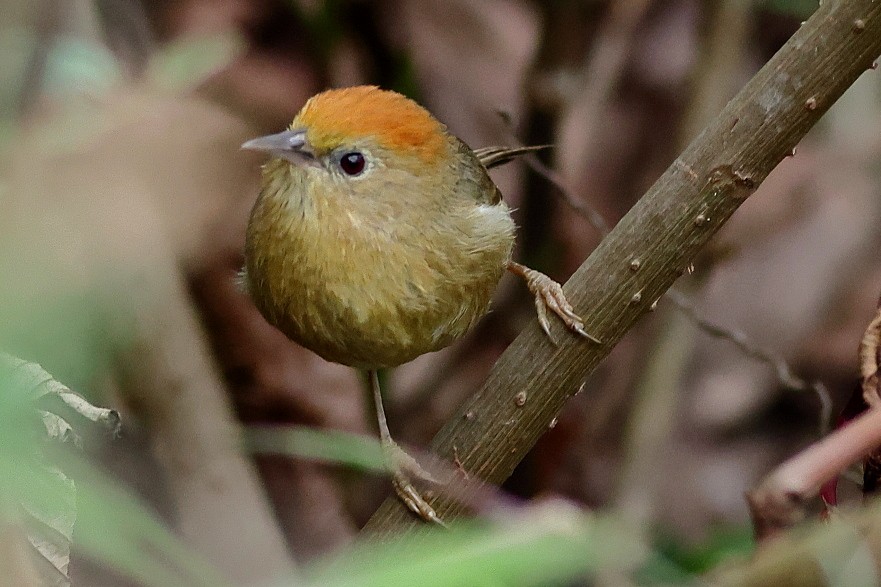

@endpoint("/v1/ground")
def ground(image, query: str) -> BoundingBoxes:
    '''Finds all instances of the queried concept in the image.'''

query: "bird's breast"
[245,182,515,368]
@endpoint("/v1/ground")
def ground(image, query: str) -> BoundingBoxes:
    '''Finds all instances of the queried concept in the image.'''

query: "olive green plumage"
[243,87,516,368]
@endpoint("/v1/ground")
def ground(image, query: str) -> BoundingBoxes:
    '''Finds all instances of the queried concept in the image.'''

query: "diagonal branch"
[364,0,881,534]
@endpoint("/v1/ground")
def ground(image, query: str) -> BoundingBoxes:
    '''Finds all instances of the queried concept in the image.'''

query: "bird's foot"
[383,440,448,528]
[507,262,602,345]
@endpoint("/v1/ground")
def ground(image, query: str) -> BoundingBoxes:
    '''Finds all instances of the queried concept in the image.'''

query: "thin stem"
[748,407,881,540]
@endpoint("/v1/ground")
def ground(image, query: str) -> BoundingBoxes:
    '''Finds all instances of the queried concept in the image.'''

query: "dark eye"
[339,151,366,176]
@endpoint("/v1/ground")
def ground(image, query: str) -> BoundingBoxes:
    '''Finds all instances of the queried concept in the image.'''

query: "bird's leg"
[507,261,602,344]
[369,370,447,527]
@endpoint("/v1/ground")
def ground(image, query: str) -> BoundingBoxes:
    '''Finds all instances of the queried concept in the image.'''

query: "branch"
[364,0,881,534]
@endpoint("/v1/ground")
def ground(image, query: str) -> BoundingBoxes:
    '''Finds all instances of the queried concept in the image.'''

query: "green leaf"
[245,425,386,472]
[0,355,229,587]
[44,36,122,96]
[0,354,89,587]
[66,453,233,587]
[654,525,754,575]
[304,503,647,587]
[11,459,76,587]
[147,31,246,93]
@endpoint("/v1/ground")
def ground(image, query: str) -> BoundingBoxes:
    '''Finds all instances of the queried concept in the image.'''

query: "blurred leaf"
[0,24,120,152]
[635,551,698,585]
[147,31,246,93]
[0,28,33,127]
[0,353,99,587]
[654,525,754,575]
[288,0,346,63]
[66,452,232,587]
[246,425,386,472]
[389,52,420,102]
[1,353,120,442]
[45,36,122,96]
[759,0,817,19]
[19,461,75,587]
[304,502,647,587]
[0,355,229,587]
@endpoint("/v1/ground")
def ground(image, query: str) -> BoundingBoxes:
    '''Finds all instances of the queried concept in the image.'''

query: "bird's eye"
[339,151,366,176]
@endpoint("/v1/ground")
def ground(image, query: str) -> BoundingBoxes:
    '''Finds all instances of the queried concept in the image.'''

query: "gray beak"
[242,129,314,163]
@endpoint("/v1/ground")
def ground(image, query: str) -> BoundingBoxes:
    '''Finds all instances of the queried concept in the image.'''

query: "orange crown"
[293,86,447,165]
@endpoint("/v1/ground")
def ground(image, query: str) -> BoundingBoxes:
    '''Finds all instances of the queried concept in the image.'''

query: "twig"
[677,0,753,145]
[363,0,881,534]
[520,153,611,235]
[747,407,881,541]
[532,149,834,434]
[666,289,833,435]
[861,299,881,495]
[115,263,298,582]
[613,302,696,527]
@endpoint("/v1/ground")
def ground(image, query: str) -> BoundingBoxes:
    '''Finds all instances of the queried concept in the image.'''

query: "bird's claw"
[383,440,447,527]
[520,267,602,344]
[392,473,448,528]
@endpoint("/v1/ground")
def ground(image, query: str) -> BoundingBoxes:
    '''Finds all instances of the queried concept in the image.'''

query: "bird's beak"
[242,129,316,165]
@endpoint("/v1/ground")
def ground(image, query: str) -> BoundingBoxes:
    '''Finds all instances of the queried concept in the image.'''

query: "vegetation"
[2,0,881,585]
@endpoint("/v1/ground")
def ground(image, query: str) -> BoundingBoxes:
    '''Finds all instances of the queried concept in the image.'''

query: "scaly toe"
[509,262,602,344]
[382,439,448,526]
[393,473,448,527]
[533,296,558,345]
[535,280,601,344]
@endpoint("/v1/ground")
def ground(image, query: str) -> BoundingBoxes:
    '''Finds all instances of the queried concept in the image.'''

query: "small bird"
[241,86,599,524]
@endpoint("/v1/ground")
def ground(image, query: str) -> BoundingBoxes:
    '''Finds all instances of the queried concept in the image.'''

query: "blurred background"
[1,0,880,584]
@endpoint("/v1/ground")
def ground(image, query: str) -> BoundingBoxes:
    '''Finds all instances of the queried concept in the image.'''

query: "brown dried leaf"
[860,304,881,408]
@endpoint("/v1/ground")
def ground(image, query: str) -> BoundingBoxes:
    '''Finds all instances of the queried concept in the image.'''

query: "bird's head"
[243,86,455,207]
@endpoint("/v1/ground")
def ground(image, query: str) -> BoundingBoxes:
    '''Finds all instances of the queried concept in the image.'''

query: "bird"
[241,86,599,525]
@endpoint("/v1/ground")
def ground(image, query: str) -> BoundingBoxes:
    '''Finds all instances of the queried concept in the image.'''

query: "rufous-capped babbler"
[241,86,599,525]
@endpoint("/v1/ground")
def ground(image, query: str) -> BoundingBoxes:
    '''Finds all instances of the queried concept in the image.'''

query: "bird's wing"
[472,145,551,170]
[452,139,550,205]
